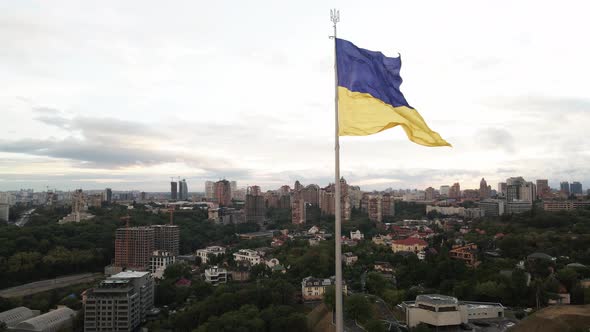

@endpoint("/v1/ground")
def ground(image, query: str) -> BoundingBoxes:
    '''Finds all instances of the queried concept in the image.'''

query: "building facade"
[196,246,226,264]
[214,180,232,206]
[149,251,176,279]
[114,227,155,271]
[151,225,180,256]
[301,276,347,302]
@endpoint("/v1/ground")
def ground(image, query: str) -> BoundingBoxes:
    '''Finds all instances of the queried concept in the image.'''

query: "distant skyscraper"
[536,179,549,199]
[570,181,583,195]
[214,180,232,206]
[291,197,306,224]
[294,181,303,192]
[105,188,113,203]
[498,182,507,196]
[449,183,461,199]
[230,181,238,196]
[114,227,155,270]
[439,185,450,197]
[249,185,261,196]
[279,185,291,196]
[479,178,490,199]
[140,192,147,201]
[560,181,570,195]
[170,181,178,200]
[425,187,435,200]
[0,193,9,222]
[205,181,215,199]
[178,179,188,200]
[245,190,265,224]
[302,184,320,206]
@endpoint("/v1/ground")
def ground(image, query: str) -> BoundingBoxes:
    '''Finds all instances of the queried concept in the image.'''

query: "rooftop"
[111,270,150,279]
[416,294,458,306]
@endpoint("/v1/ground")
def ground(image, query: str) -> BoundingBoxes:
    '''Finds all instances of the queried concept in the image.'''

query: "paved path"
[0,272,102,298]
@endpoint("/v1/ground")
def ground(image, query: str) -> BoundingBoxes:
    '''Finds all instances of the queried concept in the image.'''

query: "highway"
[0,272,102,298]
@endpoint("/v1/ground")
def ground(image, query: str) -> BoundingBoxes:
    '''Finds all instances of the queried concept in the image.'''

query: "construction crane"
[120,215,132,268]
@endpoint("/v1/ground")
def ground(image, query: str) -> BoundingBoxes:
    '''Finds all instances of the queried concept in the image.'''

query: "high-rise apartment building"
[114,227,155,271]
[105,188,112,203]
[170,181,178,200]
[479,178,491,199]
[368,196,382,222]
[151,225,180,256]
[320,178,351,221]
[301,185,320,206]
[84,271,154,332]
[291,197,306,224]
[439,185,450,197]
[205,181,215,199]
[214,180,232,206]
[449,183,461,199]
[294,181,304,192]
[245,192,266,224]
[0,193,9,222]
[363,193,394,223]
[249,185,261,196]
[570,181,583,195]
[382,193,395,219]
[178,179,188,200]
[536,179,550,199]
[279,185,291,196]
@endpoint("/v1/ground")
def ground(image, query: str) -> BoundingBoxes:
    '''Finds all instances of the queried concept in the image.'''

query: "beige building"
[196,246,226,264]
[233,249,262,265]
[392,238,427,254]
[404,294,504,328]
[301,276,347,302]
[343,252,358,266]
[543,200,590,211]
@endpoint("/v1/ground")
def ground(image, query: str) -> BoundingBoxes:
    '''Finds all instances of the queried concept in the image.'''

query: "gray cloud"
[476,128,515,153]
[485,96,590,113]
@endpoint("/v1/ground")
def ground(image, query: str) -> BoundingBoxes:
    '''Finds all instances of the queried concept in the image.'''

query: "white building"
[506,200,533,214]
[204,266,228,286]
[301,276,347,302]
[9,306,75,332]
[205,181,215,199]
[350,230,364,241]
[403,294,504,328]
[265,258,281,268]
[233,249,262,265]
[0,307,40,328]
[149,251,176,279]
[196,246,226,264]
[343,252,358,266]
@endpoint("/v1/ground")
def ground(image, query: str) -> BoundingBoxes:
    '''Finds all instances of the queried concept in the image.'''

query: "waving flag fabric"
[336,38,450,147]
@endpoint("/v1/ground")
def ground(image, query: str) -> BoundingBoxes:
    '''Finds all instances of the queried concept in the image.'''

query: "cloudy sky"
[1,0,589,192]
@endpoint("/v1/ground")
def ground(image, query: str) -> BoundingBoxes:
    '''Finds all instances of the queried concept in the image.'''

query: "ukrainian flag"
[337,38,450,147]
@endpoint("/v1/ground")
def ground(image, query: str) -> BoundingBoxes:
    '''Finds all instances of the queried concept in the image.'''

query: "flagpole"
[330,8,344,332]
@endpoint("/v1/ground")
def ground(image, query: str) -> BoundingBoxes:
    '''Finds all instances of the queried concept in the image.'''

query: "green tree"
[344,294,372,323]
[382,289,405,307]
[364,319,387,332]
[366,272,389,296]
[163,263,192,280]
[323,285,335,310]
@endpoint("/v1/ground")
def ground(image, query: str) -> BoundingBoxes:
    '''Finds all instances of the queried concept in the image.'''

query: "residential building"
[205,181,215,199]
[204,266,228,286]
[196,246,226,264]
[403,294,504,328]
[9,306,75,332]
[449,183,461,199]
[426,205,484,218]
[0,193,9,222]
[478,199,506,217]
[320,178,351,221]
[230,181,238,196]
[367,195,382,222]
[543,200,590,211]
[374,261,394,274]
[114,227,155,271]
[151,225,179,256]
[348,185,363,209]
[149,251,175,279]
[350,230,364,240]
[571,181,583,195]
[301,276,347,302]
[536,179,550,199]
[170,181,178,200]
[214,180,232,206]
[497,182,507,196]
[449,243,480,268]
[301,184,320,206]
[343,252,358,266]
[245,191,265,224]
[291,198,306,224]
[506,200,533,214]
[425,187,436,200]
[178,179,188,200]
[233,249,262,265]
[105,188,113,203]
[84,271,154,332]
[392,238,428,254]
[479,178,491,199]
[439,185,450,197]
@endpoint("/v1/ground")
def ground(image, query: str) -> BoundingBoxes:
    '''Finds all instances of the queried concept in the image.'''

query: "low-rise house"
[265,258,281,268]
[271,238,284,247]
[342,237,357,247]
[230,269,250,282]
[548,284,571,305]
[271,265,287,274]
[301,276,348,302]
[309,236,325,246]
[175,278,192,288]
[372,234,392,246]
[374,261,394,274]
[196,246,226,264]
[205,266,228,286]
[392,238,428,254]
[350,230,364,241]
[233,249,262,265]
[449,243,480,268]
[308,226,320,234]
[343,252,358,266]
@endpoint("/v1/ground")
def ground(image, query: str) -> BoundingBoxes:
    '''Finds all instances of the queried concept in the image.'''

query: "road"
[0,272,102,298]
[15,208,36,227]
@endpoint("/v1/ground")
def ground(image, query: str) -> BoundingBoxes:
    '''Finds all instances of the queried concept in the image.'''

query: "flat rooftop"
[111,271,149,279]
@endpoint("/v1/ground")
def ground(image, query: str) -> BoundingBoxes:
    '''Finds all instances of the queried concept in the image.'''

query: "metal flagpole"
[330,8,344,332]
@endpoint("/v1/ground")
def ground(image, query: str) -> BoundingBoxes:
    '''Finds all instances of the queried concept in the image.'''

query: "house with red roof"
[391,238,428,254]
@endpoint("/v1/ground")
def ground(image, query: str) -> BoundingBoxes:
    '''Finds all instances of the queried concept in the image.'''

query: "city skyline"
[1,1,590,191]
